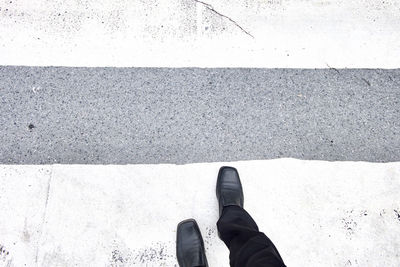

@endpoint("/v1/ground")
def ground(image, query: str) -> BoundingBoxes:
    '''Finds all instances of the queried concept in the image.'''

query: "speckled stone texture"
[0,67,399,164]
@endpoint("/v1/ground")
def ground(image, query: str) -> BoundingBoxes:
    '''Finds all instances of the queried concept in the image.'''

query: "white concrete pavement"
[0,0,399,67]
[1,159,399,266]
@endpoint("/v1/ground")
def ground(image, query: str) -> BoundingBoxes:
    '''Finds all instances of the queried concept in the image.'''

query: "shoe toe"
[176,219,208,267]
[217,166,244,217]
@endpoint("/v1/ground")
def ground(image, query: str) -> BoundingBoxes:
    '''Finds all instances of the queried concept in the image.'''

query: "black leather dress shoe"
[216,166,244,216]
[176,219,209,267]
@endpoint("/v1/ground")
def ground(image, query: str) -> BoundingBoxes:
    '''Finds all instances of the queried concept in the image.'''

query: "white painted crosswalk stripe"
[1,160,399,266]
[1,0,399,67]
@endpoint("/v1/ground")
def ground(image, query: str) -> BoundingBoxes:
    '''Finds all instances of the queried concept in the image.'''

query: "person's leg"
[216,166,286,267]
[217,205,285,267]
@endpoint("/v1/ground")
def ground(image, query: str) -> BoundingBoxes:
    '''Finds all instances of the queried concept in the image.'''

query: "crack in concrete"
[193,0,254,38]
[34,167,53,265]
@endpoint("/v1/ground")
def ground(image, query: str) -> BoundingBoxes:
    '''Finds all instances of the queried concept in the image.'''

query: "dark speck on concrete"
[111,250,124,263]
[394,210,400,222]
[361,78,371,86]
[28,123,35,130]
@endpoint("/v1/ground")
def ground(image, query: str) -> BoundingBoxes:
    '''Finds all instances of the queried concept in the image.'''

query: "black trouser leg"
[217,206,286,267]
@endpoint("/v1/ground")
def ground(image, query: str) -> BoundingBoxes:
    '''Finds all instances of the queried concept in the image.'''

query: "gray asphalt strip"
[0,67,399,164]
